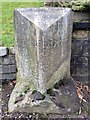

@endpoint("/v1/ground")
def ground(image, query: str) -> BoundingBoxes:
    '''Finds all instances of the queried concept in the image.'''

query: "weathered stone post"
[8,8,80,113]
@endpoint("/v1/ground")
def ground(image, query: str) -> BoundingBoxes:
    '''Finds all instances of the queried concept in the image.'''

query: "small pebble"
[7,94,10,97]
[15,116,17,119]
[10,82,13,86]
[67,108,71,112]
[29,115,32,118]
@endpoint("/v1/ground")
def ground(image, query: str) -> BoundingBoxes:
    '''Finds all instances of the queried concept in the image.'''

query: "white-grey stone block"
[0,47,8,57]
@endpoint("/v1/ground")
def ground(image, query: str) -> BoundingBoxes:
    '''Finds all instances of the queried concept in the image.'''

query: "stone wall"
[71,30,89,83]
[0,47,16,83]
[71,12,90,83]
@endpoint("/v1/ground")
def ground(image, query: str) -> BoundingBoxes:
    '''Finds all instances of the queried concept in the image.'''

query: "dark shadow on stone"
[47,88,57,96]
[54,78,68,89]
[32,91,45,101]
[48,77,80,114]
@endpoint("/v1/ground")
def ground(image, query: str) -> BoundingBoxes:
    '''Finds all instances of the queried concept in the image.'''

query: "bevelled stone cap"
[15,7,71,31]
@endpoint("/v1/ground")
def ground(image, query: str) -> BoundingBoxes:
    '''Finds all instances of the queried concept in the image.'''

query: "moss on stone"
[45,0,90,11]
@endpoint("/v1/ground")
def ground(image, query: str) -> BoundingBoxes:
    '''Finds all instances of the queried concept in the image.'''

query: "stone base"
[8,78,80,114]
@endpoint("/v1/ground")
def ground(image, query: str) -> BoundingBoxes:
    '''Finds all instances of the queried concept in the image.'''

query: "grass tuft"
[1,2,44,47]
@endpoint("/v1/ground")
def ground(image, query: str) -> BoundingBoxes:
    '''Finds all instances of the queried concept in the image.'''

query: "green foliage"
[46,0,90,11]
[71,0,90,11]
[1,2,44,47]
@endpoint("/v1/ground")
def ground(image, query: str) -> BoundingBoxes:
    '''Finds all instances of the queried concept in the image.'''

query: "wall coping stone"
[0,47,8,57]
[0,47,15,57]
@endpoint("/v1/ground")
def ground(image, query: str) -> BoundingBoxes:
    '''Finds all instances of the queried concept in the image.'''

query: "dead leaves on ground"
[71,77,90,103]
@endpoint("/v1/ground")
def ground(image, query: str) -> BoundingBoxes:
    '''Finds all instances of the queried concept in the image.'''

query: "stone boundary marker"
[8,7,80,114]
[0,47,16,83]
[0,8,90,84]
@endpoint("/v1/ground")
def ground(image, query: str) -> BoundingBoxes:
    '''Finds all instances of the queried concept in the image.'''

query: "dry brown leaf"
[71,77,88,103]
[76,86,87,103]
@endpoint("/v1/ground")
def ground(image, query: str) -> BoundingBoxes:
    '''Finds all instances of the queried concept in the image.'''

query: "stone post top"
[14,7,71,31]
[15,7,71,11]
[15,7,71,15]
[0,47,8,57]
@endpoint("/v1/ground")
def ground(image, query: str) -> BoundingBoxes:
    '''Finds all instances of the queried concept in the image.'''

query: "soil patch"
[1,78,90,119]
